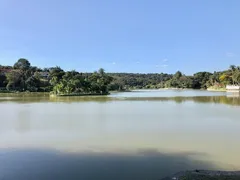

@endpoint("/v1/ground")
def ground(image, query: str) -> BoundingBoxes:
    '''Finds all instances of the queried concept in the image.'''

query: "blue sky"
[0,0,239,74]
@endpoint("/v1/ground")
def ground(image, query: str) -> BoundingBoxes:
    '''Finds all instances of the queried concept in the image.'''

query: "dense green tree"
[163,71,193,88]
[49,67,65,86]
[193,72,212,89]
[0,74,6,87]
[13,58,31,70]
[232,66,240,85]
[88,69,113,94]
[207,71,220,86]
[179,76,193,88]
[219,65,240,85]
[51,68,113,95]
[6,70,23,90]
[25,75,41,92]
[108,77,125,91]
[0,68,7,87]
[173,71,183,79]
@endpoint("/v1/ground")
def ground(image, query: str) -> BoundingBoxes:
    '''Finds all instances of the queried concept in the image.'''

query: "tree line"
[108,65,240,90]
[0,59,113,95]
[0,58,240,94]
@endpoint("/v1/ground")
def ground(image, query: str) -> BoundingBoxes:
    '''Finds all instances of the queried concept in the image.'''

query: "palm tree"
[221,65,240,85]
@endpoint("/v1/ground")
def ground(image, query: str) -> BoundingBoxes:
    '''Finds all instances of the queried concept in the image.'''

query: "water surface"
[0,90,239,180]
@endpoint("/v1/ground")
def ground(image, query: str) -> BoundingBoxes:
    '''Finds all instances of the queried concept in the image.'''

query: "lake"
[0,90,239,180]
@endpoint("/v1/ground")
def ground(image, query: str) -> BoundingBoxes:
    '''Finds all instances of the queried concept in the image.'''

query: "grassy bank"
[207,86,226,92]
[51,93,110,97]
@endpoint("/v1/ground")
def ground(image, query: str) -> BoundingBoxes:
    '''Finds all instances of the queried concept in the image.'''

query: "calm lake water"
[0,90,240,180]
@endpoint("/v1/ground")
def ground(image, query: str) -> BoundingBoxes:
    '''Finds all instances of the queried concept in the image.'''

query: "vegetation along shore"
[161,170,240,180]
[0,58,240,95]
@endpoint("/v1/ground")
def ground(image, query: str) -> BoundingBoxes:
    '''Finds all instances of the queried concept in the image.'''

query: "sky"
[0,0,240,74]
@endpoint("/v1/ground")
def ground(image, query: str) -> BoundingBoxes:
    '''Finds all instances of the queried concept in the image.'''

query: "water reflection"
[0,94,239,106]
[0,91,240,179]
[0,149,216,180]
[15,109,31,133]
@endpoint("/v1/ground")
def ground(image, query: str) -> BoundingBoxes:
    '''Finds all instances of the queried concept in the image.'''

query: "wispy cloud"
[226,52,235,57]
[112,62,116,65]
[156,64,168,68]
[162,58,168,62]
[161,64,168,68]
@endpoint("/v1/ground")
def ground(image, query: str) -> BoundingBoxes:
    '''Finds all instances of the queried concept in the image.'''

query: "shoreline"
[50,93,110,97]
[161,170,240,180]
[207,88,226,92]
[0,88,228,95]
[207,86,226,92]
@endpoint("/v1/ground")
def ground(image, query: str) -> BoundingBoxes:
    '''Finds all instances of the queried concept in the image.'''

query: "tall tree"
[49,66,65,86]
[193,72,212,89]
[173,71,183,79]
[6,70,23,90]
[13,58,31,70]
[0,73,6,87]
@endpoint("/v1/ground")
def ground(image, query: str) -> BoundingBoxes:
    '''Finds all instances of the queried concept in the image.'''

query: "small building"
[226,85,240,92]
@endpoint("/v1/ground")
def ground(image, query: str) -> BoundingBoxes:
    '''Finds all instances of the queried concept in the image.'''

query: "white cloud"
[112,62,116,65]
[162,58,168,62]
[226,52,235,57]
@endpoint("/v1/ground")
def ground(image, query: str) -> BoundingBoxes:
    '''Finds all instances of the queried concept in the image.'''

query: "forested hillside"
[0,58,240,93]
